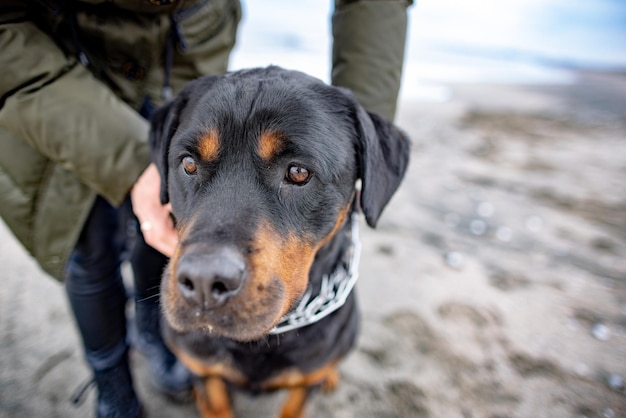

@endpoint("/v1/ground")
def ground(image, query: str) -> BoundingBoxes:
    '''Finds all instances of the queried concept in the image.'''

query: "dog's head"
[150,66,409,342]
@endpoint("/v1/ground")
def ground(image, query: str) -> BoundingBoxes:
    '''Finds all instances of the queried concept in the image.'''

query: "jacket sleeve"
[0,19,151,207]
[331,0,412,121]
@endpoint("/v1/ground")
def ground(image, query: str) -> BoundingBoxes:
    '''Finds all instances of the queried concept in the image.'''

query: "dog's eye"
[285,165,312,185]
[182,156,197,176]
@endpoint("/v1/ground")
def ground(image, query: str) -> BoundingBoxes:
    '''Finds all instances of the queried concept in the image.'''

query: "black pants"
[65,196,167,371]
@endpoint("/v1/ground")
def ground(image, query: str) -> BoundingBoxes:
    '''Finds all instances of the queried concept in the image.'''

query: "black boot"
[133,300,192,402]
[94,353,142,418]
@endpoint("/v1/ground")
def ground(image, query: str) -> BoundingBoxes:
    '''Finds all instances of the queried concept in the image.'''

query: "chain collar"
[269,214,361,335]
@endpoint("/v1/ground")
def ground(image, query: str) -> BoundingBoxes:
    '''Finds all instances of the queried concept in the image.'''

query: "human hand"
[131,163,177,257]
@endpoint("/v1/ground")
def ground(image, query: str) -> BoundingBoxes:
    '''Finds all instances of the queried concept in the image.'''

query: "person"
[0,0,412,417]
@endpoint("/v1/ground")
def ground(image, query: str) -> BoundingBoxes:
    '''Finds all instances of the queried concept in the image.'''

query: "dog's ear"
[149,98,184,204]
[347,93,410,227]
[149,76,221,203]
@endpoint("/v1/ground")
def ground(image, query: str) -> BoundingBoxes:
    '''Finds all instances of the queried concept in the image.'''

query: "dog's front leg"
[274,362,342,418]
[194,376,233,418]
[279,386,310,418]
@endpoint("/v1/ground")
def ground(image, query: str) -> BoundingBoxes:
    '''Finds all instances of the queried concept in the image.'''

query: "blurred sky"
[229,0,626,102]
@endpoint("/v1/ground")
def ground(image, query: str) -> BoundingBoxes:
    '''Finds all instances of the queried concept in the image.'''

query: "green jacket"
[0,0,410,280]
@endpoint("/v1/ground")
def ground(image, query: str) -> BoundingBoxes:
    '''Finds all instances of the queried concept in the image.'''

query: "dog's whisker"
[136,293,161,303]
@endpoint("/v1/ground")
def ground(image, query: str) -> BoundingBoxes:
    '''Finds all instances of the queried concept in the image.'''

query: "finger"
[143,229,177,258]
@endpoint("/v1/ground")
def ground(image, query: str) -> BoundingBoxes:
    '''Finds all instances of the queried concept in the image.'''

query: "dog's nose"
[176,247,245,309]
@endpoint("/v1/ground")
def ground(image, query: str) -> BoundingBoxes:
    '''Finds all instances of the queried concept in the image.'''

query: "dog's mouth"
[161,233,316,341]
[161,266,288,342]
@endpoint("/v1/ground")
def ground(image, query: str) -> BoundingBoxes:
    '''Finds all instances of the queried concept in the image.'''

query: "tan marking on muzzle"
[316,203,352,251]
[161,214,198,330]
[249,222,316,318]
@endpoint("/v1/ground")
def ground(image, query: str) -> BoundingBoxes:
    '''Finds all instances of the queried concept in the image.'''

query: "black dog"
[149,66,409,418]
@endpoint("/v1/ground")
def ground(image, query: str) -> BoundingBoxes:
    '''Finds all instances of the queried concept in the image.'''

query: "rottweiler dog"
[149,66,409,418]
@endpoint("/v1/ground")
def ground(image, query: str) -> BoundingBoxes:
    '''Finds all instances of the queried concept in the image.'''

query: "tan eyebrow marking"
[257,131,285,160]
[198,129,220,161]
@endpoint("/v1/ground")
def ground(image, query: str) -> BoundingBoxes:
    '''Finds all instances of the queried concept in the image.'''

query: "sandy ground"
[1,71,625,418]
